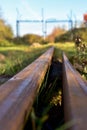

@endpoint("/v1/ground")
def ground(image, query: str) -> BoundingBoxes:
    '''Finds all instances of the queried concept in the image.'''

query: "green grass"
[0,44,51,76]
[0,41,85,77]
[53,42,76,58]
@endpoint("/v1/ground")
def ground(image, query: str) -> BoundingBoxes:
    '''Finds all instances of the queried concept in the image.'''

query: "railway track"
[63,53,87,130]
[0,47,87,130]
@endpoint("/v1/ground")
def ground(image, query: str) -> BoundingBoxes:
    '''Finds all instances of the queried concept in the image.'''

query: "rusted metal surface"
[0,47,54,130]
[63,53,87,130]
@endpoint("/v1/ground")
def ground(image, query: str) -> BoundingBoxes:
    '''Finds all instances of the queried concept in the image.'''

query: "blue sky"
[0,0,87,36]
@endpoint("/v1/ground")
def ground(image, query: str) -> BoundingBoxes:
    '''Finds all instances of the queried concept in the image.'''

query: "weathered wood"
[0,47,54,130]
[63,53,87,130]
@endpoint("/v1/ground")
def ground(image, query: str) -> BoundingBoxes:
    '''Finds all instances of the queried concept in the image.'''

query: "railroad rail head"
[63,52,87,130]
[0,47,54,130]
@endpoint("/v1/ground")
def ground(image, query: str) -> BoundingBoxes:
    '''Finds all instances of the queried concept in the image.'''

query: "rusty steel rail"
[63,53,87,130]
[0,47,54,130]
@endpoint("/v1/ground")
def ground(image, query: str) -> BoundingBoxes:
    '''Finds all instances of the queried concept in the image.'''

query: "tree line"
[0,17,87,45]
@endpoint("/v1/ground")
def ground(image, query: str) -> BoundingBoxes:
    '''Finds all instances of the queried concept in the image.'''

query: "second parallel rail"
[63,52,87,130]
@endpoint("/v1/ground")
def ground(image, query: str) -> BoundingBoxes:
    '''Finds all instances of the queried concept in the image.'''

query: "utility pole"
[41,8,46,39]
[16,20,19,37]
[16,8,22,37]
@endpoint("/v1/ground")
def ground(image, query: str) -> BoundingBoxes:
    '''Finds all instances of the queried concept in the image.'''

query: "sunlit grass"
[0,44,51,76]
[52,42,76,58]
[0,42,76,76]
